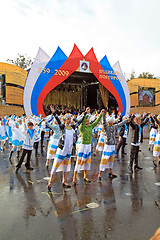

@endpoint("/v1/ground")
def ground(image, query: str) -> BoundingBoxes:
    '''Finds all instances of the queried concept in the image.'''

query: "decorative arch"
[24,44,130,116]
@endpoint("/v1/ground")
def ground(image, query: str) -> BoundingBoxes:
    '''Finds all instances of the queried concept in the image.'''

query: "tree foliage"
[138,72,156,79]
[7,53,33,70]
[130,69,136,79]
[127,70,157,81]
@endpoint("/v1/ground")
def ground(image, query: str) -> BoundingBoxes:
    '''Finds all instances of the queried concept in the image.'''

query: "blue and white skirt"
[99,144,115,171]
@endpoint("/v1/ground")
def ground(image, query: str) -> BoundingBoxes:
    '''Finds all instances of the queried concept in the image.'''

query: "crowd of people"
[0,105,160,192]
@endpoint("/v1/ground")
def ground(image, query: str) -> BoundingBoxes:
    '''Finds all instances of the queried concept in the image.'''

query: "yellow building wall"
[0,62,27,87]
[6,86,24,105]
[0,105,24,116]
[0,62,27,105]
[127,78,160,114]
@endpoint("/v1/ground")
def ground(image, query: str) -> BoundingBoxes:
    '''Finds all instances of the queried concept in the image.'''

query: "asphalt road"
[0,138,160,240]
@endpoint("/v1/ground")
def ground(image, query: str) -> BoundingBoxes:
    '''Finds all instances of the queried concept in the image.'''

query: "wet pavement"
[0,139,160,240]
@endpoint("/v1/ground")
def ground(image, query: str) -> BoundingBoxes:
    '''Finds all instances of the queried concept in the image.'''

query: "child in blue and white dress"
[33,123,41,156]
[0,118,8,151]
[152,115,160,167]
[48,106,85,191]
[44,117,61,168]
[148,115,158,151]
[7,119,25,164]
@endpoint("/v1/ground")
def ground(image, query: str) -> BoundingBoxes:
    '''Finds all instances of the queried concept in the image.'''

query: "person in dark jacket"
[115,116,130,156]
[128,113,150,174]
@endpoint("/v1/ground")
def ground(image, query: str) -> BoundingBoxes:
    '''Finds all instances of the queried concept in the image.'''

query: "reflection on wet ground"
[0,139,160,240]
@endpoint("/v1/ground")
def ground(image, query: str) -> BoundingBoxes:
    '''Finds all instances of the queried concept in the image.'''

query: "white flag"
[23,47,50,116]
[112,61,130,115]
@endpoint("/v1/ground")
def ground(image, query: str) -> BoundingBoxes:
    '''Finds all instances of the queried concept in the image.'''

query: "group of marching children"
[0,114,46,171]
[42,106,132,191]
[0,108,160,193]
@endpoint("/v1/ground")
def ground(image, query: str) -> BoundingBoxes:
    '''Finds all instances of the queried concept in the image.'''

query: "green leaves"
[7,53,33,70]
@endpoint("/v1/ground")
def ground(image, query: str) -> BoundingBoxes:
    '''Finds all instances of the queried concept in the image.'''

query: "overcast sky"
[1,0,160,78]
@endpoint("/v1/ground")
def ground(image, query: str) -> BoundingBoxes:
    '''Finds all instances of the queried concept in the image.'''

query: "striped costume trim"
[100,156,114,165]
[77,158,91,166]
[47,139,59,160]
[54,158,71,168]
[77,152,91,158]
[99,145,115,171]
[149,137,156,145]
[44,129,50,138]
[74,144,91,172]
[153,134,160,157]
[51,153,71,174]
[96,135,106,152]
[153,146,160,157]
[76,137,81,152]
[48,149,56,154]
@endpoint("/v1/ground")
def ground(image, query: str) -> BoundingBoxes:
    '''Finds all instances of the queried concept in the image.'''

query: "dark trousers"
[41,131,45,147]
[116,137,126,154]
[16,149,32,169]
[130,145,139,167]
[34,142,39,155]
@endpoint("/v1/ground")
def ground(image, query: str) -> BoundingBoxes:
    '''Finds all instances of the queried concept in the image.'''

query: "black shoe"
[62,182,71,188]
[134,165,143,170]
[72,181,77,186]
[83,178,91,183]
[122,152,127,155]
[26,166,34,171]
[109,173,117,178]
[128,166,133,174]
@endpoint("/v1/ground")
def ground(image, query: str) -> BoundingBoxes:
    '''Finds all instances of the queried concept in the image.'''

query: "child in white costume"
[94,126,106,156]
[152,115,160,167]
[148,115,158,151]
[94,114,111,156]
[44,117,61,168]
[16,121,38,172]
[98,114,130,180]
[0,119,8,151]
[33,123,41,156]
[30,115,42,157]
[72,108,105,185]
[48,106,85,191]
[7,119,25,164]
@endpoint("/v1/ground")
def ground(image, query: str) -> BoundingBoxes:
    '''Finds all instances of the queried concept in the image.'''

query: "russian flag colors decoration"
[23,44,130,116]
